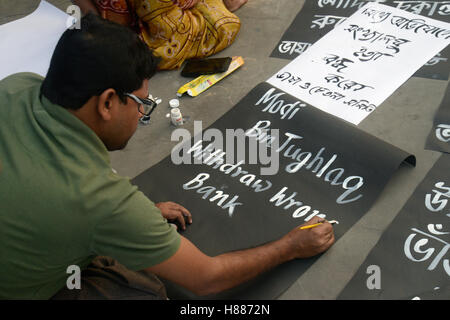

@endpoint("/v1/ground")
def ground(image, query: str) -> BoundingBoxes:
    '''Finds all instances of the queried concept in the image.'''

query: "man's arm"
[145,217,334,296]
[72,0,99,15]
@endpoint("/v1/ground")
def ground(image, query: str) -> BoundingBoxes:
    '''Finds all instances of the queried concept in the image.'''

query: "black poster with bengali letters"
[426,83,450,153]
[132,82,414,299]
[270,0,450,80]
[338,154,450,300]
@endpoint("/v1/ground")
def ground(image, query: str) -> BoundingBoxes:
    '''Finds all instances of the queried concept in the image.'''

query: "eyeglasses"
[124,93,158,117]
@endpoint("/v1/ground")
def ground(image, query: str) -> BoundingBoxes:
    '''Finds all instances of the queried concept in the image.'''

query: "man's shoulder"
[0,72,44,98]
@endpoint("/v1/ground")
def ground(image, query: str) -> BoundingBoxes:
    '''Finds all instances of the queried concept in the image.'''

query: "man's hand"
[283,216,335,259]
[145,216,335,295]
[156,201,192,230]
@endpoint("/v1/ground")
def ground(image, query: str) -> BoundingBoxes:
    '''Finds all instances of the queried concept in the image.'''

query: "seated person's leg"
[51,257,167,300]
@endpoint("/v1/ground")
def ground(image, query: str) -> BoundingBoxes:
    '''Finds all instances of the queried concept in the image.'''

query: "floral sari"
[94,0,241,70]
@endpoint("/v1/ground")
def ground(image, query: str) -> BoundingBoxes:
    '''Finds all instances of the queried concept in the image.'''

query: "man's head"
[41,14,159,151]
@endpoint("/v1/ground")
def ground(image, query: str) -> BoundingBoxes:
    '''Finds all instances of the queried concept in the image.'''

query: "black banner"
[270,0,450,80]
[132,82,414,299]
[338,154,450,299]
[426,83,450,153]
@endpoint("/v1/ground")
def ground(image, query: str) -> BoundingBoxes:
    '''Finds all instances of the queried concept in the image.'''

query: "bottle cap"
[169,99,180,108]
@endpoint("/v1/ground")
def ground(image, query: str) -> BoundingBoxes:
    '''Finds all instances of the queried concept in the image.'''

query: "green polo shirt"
[0,73,180,299]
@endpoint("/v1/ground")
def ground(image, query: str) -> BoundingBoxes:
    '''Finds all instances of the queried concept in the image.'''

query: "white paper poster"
[0,1,74,81]
[267,3,450,125]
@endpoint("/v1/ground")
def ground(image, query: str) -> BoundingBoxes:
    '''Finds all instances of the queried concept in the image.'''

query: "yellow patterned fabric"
[132,0,241,70]
[94,0,240,70]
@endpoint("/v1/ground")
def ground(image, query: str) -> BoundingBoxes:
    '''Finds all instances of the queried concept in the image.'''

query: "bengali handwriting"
[393,1,450,16]
[361,7,450,39]
[278,41,312,56]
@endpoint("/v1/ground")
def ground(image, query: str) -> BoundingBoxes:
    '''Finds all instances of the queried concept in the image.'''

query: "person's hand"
[173,0,200,10]
[156,201,192,230]
[283,216,335,259]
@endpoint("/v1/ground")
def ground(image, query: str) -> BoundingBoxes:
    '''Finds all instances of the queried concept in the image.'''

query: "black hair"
[41,13,159,109]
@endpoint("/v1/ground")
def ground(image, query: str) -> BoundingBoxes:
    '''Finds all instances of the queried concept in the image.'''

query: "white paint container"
[171,107,183,126]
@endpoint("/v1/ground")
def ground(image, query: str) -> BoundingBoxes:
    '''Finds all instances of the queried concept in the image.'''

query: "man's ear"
[97,88,117,121]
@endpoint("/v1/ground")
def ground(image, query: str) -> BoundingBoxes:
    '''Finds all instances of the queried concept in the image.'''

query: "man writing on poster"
[0,14,334,299]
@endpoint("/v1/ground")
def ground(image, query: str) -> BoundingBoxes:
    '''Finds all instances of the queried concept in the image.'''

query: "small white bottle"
[171,107,183,126]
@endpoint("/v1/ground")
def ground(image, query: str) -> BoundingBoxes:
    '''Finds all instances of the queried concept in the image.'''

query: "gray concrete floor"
[1,0,448,299]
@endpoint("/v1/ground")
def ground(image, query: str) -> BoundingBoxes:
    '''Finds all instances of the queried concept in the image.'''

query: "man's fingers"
[322,233,334,251]
[179,206,192,224]
[157,202,192,229]
[169,209,186,230]
[170,203,192,224]
[177,215,187,230]
[322,232,335,251]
